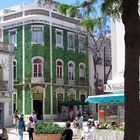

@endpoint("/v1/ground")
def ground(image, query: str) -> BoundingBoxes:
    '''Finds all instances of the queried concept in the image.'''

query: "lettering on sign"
[104,83,124,92]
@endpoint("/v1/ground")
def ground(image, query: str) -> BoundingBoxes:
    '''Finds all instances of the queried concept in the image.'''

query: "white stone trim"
[55,29,63,48]
[31,25,44,45]
[31,56,44,79]
[67,32,75,51]
[9,28,17,47]
[22,25,25,114]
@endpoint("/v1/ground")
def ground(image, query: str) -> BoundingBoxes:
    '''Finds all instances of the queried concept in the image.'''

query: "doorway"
[0,103,4,128]
[33,100,43,120]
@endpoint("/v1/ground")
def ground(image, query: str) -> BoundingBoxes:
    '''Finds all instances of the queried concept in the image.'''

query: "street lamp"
[104,45,106,84]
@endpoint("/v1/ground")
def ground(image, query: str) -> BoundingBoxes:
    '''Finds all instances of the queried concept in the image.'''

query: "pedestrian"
[74,111,83,139]
[75,111,84,129]
[32,111,37,123]
[81,120,96,140]
[20,114,26,131]
[0,128,8,140]
[14,110,19,131]
[27,116,34,140]
[18,116,25,140]
[88,115,95,127]
[99,107,105,124]
[62,121,73,140]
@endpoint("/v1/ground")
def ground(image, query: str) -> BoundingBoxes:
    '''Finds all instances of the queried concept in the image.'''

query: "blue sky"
[0,0,79,10]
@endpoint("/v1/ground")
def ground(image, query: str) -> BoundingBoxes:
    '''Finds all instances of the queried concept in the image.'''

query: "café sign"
[104,83,124,92]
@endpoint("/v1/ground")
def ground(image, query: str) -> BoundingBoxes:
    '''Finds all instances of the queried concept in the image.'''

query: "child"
[0,128,8,140]
[81,120,96,140]
[62,121,73,140]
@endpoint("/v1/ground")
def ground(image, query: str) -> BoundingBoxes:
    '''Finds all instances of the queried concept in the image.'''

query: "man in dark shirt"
[62,121,73,140]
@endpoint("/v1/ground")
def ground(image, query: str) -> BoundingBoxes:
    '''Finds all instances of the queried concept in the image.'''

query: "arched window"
[68,61,75,80]
[56,60,63,79]
[57,92,63,113]
[32,58,43,77]
[0,65,3,80]
[13,60,17,81]
[69,94,75,100]
[79,63,85,78]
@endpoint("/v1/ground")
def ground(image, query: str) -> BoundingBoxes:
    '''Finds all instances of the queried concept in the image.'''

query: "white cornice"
[1,14,87,34]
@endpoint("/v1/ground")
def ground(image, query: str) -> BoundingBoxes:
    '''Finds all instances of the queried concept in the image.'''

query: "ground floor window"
[13,94,17,113]
[57,93,63,113]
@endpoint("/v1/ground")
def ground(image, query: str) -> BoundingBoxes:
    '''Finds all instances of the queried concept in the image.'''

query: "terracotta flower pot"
[33,133,62,140]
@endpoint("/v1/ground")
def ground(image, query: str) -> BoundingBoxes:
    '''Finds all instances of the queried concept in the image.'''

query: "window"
[0,29,2,42]
[68,62,75,80]
[69,94,75,100]
[79,35,85,52]
[13,60,17,81]
[32,26,43,44]
[79,64,85,78]
[56,60,63,79]
[80,94,86,102]
[56,30,63,47]
[57,93,63,113]
[0,65,3,80]
[68,32,75,49]
[9,30,17,46]
[32,58,43,77]
[13,93,17,113]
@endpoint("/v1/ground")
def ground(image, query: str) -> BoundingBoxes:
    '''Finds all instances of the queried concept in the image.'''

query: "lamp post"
[104,45,106,84]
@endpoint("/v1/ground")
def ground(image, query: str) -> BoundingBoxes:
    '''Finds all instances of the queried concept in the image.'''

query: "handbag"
[27,128,33,133]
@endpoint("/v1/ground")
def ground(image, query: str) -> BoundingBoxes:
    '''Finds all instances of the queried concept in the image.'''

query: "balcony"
[68,79,75,85]
[78,77,89,86]
[31,77,44,83]
[0,81,8,91]
[56,78,64,85]
[79,77,85,86]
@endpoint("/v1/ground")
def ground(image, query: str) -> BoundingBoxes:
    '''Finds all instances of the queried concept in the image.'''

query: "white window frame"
[31,25,44,45]
[0,64,3,80]
[68,32,75,50]
[56,59,63,79]
[0,28,3,42]
[13,59,17,81]
[79,63,86,78]
[68,61,75,80]
[56,29,63,48]
[9,29,17,47]
[79,35,85,53]
[32,57,44,78]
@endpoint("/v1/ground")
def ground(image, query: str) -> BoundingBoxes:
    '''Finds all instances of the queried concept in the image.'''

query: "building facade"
[0,1,90,121]
[0,42,14,127]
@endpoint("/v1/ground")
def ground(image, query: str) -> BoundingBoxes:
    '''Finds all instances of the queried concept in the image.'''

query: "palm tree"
[79,0,140,139]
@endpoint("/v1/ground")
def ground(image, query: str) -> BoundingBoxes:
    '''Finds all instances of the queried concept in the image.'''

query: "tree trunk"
[122,0,140,139]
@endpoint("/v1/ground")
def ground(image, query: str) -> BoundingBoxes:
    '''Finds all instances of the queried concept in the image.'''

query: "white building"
[0,42,14,127]
[109,19,125,85]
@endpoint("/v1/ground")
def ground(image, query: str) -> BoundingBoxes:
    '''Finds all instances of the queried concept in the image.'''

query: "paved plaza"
[0,122,124,140]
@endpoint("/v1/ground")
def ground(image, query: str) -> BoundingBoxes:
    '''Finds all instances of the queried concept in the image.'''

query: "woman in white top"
[27,116,34,140]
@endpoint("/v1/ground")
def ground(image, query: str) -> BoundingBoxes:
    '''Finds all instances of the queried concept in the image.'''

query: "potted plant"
[33,121,64,140]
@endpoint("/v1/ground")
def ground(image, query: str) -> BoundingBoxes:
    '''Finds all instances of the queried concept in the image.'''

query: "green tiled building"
[0,1,90,120]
